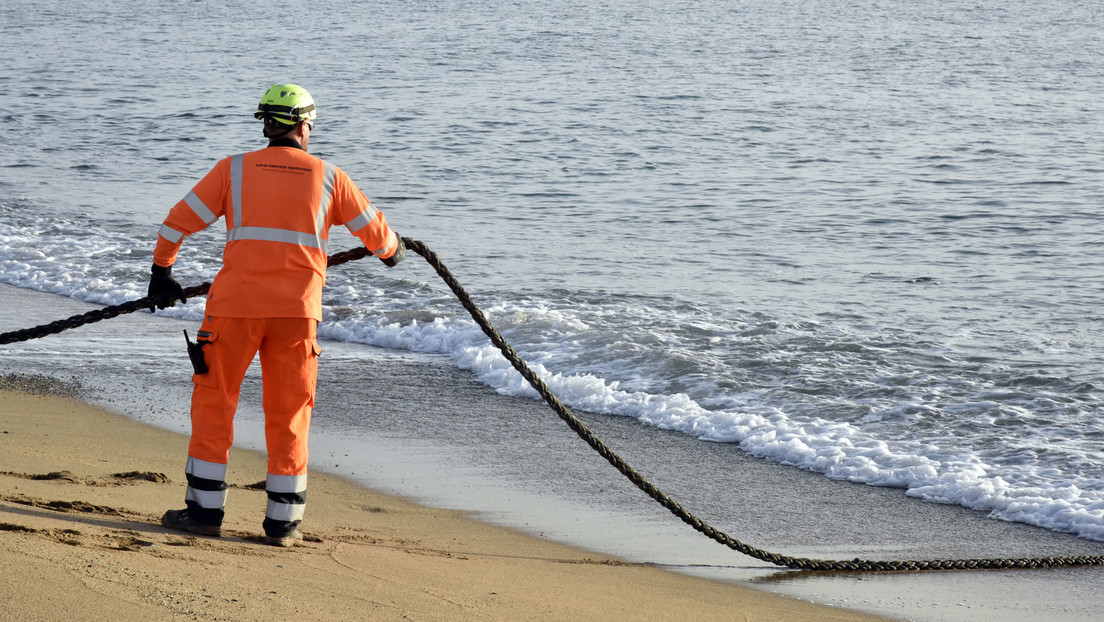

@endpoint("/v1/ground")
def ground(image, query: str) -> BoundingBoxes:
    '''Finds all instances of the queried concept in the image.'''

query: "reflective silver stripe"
[186,456,228,481]
[159,223,184,244]
[229,153,244,230]
[186,486,228,509]
[316,162,337,235]
[224,154,330,252]
[266,498,306,522]
[371,230,397,256]
[183,190,217,225]
[343,204,379,233]
[266,473,307,493]
[228,226,328,252]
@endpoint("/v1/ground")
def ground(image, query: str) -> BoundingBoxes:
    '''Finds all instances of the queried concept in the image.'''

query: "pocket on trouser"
[191,329,220,388]
[260,319,320,475]
[308,338,320,407]
[302,338,320,410]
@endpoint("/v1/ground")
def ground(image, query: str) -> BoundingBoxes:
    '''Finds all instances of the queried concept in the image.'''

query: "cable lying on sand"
[3,238,1103,572]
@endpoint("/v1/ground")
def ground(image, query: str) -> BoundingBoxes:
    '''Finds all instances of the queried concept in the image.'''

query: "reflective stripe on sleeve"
[186,486,228,510]
[183,190,218,225]
[227,226,328,252]
[159,223,185,244]
[343,204,380,234]
[372,230,397,256]
[186,456,228,481]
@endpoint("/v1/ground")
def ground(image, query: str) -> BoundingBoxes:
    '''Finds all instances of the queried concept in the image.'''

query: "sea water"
[2,0,1103,553]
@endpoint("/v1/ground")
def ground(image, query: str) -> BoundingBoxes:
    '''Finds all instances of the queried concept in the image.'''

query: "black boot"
[161,508,222,537]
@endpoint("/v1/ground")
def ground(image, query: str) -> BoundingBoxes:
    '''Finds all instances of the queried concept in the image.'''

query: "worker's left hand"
[147,263,187,312]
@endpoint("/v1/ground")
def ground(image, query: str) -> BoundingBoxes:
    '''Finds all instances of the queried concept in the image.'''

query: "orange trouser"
[188,316,320,476]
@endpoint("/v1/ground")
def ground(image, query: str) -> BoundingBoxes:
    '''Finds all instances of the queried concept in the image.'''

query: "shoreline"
[5,283,1104,621]
[0,385,885,621]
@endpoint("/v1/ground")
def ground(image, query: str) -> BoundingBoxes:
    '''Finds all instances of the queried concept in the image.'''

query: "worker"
[147,83,405,547]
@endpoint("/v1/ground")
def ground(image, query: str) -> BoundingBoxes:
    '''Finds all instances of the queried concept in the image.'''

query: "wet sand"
[0,386,884,621]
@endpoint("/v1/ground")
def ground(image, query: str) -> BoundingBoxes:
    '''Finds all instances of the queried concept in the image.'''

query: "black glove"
[380,235,406,267]
[147,263,186,312]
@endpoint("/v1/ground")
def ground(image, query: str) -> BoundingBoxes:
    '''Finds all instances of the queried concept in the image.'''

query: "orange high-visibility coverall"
[154,142,399,535]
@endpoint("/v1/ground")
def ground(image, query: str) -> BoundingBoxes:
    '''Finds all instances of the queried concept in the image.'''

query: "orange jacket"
[154,144,399,320]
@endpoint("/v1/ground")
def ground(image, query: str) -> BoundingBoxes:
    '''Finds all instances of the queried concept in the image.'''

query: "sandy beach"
[0,384,886,621]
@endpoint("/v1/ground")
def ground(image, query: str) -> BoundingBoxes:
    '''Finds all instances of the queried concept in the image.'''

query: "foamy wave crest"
[321,302,1104,542]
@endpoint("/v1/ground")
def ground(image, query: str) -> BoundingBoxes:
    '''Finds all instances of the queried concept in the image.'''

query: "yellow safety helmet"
[254,84,317,127]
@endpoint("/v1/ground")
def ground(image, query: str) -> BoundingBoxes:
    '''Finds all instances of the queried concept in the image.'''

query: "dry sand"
[0,387,886,621]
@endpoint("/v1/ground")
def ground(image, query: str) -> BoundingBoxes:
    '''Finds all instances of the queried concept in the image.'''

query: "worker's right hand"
[147,263,186,312]
[380,235,406,267]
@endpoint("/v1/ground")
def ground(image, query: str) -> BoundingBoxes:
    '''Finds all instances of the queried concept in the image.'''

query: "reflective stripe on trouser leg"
[184,456,228,526]
[263,473,307,537]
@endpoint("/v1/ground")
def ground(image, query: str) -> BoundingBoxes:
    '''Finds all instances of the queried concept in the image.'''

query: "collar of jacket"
[267,137,305,150]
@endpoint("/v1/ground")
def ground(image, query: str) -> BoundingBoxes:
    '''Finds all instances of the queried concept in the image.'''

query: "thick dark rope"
[3,240,1103,572]
[402,238,1104,573]
[0,247,373,346]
